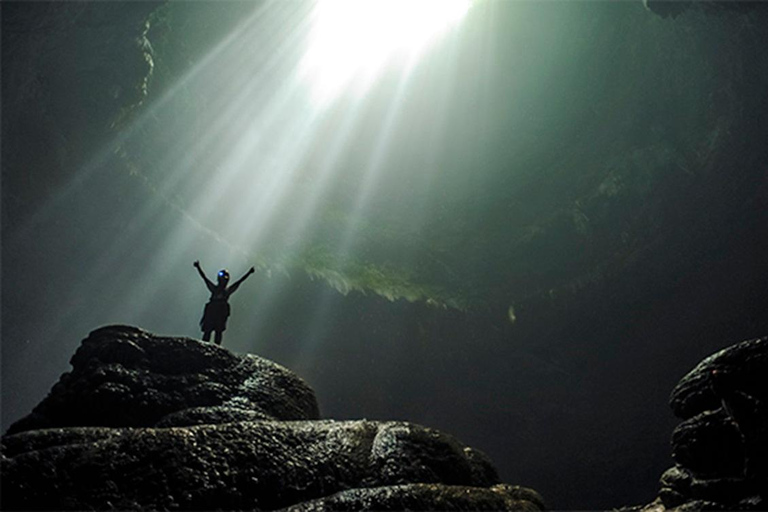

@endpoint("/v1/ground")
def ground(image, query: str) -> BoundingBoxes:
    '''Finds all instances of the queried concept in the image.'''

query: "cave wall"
[2,1,768,509]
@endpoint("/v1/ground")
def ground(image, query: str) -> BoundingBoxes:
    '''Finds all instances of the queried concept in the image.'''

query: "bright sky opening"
[301,0,473,104]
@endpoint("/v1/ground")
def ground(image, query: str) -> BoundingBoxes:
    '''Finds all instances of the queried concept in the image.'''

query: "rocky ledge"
[631,336,767,511]
[1,325,543,511]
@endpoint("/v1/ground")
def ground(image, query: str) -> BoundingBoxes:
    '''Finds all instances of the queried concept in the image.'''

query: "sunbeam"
[7,2,768,509]
[21,0,473,358]
[302,0,471,104]
[8,0,478,358]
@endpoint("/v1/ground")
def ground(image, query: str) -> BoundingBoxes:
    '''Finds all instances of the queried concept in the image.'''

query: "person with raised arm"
[193,260,255,346]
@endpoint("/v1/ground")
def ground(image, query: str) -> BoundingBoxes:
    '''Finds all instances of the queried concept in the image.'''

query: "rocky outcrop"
[6,325,319,434]
[287,484,545,511]
[643,0,768,18]
[1,325,543,511]
[632,336,767,511]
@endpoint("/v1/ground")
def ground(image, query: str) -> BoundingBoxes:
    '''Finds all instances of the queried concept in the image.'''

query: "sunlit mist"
[7,1,767,508]
[0,0,488,368]
[302,0,472,103]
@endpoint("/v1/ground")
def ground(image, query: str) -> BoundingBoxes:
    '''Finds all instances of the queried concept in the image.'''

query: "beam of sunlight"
[19,0,478,356]
[7,1,286,242]
[328,56,422,272]
[301,0,472,105]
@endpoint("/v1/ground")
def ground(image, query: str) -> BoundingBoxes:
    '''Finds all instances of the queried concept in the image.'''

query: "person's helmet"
[217,269,230,283]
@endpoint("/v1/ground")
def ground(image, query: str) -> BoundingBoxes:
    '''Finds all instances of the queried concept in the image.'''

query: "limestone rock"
[1,326,542,511]
[6,325,320,435]
[671,409,745,478]
[631,336,768,511]
[282,484,546,511]
[643,0,692,19]
[643,0,767,19]
[669,336,767,421]
[2,421,515,511]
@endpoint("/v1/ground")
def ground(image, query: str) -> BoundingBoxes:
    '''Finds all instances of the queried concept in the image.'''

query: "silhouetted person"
[194,260,254,345]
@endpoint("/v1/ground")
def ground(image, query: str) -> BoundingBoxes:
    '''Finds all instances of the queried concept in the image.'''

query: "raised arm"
[193,260,216,292]
[227,266,255,295]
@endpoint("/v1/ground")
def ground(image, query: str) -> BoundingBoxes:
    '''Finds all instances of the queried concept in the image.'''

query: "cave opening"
[2,1,767,508]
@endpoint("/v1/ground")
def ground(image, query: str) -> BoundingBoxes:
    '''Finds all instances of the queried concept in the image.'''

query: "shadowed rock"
[283,484,545,511]
[629,336,768,511]
[671,409,745,478]
[644,0,768,19]
[6,325,320,435]
[1,326,542,511]
[1,421,507,511]
[669,336,767,421]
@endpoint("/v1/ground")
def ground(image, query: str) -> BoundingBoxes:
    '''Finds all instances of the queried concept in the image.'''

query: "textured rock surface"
[630,336,768,511]
[1,421,506,511]
[6,325,320,435]
[671,409,745,478]
[643,0,767,18]
[283,484,545,511]
[1,326,542,511]
[669,337,768,421]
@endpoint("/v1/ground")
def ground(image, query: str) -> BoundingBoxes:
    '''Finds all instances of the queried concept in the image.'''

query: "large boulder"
[1,421,512,511]
[669,336,768,421]
[6,325,320,435]
[286,484,545,511]
[1,326,543,511]
[629,336,768,511]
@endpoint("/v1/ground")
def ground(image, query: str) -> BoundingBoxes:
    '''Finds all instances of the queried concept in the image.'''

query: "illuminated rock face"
[0,326,544,511]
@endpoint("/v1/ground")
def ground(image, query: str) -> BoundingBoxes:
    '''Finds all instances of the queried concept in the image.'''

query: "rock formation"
[631,336,767,511]
[1,325,543,511]
[643,0,768,18]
